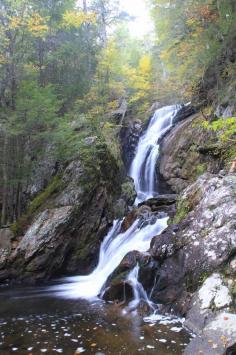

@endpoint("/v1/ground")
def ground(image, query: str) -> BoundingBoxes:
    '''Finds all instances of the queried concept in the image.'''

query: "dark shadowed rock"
[120,117,142,169]
[102,280,134,303]
[138,195,177,207]
[172,104,196,125]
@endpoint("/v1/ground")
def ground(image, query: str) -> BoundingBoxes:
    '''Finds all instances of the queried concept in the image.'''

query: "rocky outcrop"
[184,275,236,355]
[159,113,221,192]
[133,173,236,316]
[120,118,142,169]
[0,229,14,271]
[1,141,123,283]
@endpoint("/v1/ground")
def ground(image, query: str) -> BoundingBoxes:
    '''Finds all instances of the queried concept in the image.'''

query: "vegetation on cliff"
[1,0,236,229]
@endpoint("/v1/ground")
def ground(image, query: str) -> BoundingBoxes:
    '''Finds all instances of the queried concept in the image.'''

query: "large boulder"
[145,173,236,315]
[184,313,236,355]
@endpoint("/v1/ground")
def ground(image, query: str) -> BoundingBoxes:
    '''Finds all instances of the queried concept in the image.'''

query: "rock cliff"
[0,139,127,283]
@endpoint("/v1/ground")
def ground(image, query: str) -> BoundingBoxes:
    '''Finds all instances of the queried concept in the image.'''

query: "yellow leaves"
[9,16,24,30]
[27,13,48,37]
[62,10,96,29]
[186,18,198,27]
[0,54,7,65]
[107,100,119,110]
[139,55,152,75]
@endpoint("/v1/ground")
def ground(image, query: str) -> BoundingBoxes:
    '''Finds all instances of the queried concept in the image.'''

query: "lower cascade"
[52,216,168,300]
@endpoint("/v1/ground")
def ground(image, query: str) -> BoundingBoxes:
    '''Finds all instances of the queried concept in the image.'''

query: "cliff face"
[0,138,128,283]
[150,114,236,353]
[159,113,223,192]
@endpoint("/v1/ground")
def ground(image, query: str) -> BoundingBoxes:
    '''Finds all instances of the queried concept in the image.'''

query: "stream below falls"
[0,105,192,354]
[0,286,190,354]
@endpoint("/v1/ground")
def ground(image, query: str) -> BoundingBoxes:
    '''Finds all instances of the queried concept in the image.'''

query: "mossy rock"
[10,174,64,236]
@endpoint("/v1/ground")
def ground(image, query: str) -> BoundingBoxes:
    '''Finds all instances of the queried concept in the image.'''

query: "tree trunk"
[83,0,88,13]
[1,133,8,226]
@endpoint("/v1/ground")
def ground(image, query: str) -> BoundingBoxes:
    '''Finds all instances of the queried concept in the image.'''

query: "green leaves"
[204,117,236,142]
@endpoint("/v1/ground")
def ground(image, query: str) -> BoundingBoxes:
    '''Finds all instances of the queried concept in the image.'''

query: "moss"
[195,163,207,177]
[173,199,190,224]
[186,271,210,292]
[10,174,64,236]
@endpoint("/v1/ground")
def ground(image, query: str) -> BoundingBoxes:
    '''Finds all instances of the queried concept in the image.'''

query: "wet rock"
[138,195,177,218]
[110,251,142,281]
[138,255,159,293]
[121,210,137,232]
[138,195,177,208]
[120,205,153,232]
[135,299,154,316]
[172,104,196,125]
[102,280,134,303]
[120,118,142,169]
[149,251,186,306]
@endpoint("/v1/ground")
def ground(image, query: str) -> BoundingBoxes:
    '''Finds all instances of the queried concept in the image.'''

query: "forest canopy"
[0,0,236,226]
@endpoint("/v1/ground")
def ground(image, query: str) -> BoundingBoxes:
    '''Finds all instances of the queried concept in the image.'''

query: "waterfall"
[51,216,168,299]
[51,105,179,302]
[129,105,180,204]
[125,265,155,313]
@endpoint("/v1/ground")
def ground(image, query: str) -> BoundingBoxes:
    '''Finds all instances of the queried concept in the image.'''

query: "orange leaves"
[186,2,219,25]
[197,4,219,22]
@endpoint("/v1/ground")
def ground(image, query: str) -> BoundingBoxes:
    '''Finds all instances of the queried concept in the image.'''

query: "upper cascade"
[129,105,180,204]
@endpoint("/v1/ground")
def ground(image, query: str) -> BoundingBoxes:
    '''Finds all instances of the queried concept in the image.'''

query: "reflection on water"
[0,286,191,354]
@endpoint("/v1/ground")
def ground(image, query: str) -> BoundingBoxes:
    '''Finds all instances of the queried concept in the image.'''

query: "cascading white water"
[51,216,168,299]
[51,105,179,302]
[129,105,180,204]
[125,265,155,313]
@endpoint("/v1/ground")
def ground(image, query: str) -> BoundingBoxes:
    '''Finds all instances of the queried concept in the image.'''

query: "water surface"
[0,286,190,354]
